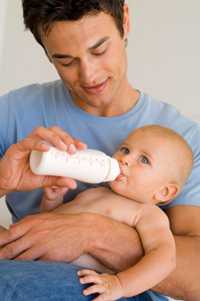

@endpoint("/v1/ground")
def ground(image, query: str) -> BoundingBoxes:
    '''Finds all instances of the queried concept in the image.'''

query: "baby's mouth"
[115,164,127,181]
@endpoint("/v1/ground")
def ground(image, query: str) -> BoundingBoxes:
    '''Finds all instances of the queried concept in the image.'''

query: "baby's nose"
[119,156,129,166]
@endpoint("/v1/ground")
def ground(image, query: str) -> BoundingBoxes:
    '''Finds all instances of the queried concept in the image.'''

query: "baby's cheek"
[109,180,126,196]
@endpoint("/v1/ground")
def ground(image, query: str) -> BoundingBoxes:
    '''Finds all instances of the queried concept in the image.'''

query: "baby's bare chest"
[74,187,143,226]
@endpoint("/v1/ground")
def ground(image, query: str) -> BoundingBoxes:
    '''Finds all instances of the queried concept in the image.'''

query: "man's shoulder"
[142,92,200,144]
[0,80,67,153]
[0,80,64,107]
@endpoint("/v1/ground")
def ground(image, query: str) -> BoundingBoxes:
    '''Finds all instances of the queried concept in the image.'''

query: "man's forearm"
[86,213,144,272]
[153,235,200,301]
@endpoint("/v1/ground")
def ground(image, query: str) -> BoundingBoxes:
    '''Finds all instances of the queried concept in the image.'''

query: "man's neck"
[71,83,140,117]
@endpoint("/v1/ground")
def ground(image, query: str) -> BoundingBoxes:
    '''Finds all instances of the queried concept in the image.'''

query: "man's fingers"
[0,233,35,259]
[0,222,36,258]
[15,244,46,260]
[50,126,87,151]
[7,126,87,160]
[33,126,78,152]
[0,215,40,248]
[0,225,7,232]
[50,126,76,150]
[17,126,76,154]
[5,214,47,243]
[0,214,54,259]
[0,230,13,247]
[13,213,50,228]
[0,225,27,248]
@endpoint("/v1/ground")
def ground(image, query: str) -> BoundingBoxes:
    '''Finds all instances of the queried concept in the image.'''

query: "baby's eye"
[119,146,130,155]
[140,155,150,165]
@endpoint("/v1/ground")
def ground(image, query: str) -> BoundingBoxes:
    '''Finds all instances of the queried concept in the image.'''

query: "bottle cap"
[105,158,120,182]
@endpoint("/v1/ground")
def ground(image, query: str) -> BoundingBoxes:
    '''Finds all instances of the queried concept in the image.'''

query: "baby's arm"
[78,205,176,300]
[41,186,68,211]
[116,205,176,296]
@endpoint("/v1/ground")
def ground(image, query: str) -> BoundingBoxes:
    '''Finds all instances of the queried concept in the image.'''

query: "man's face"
[41,12,129,113]
[110,129,174,204]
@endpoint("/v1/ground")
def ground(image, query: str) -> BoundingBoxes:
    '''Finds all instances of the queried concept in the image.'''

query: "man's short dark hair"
[22,0,125,47]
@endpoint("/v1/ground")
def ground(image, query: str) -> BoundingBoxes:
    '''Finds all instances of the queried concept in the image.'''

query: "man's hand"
[0,212,92,261]
[0,126,86,194]
[0,211,143,271]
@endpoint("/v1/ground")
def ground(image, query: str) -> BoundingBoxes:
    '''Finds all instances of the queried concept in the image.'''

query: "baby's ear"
[153,183,180,205]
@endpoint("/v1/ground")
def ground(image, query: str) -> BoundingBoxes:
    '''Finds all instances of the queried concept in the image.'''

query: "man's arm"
[0,211,143,269]
[153,205,200,301]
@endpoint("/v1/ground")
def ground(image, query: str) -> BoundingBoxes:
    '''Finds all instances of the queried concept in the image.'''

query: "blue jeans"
[0,260,154,301]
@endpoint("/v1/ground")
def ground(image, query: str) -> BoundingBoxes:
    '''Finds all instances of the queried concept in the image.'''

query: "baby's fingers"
[78,269,98,277]
[83,284,105,296]
[80,274,103,285]
[44,186,69,200]
[78,269,103,286]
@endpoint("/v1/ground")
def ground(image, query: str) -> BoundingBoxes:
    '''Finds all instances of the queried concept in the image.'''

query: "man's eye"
[61,61,74,67]
[59,59,75,67]
[119,146,130,155]
[140,155,150,165]
[93,45,107,56]
[94,50,107,56]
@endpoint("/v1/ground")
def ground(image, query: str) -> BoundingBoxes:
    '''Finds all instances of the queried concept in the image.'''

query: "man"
[0,1,200,300]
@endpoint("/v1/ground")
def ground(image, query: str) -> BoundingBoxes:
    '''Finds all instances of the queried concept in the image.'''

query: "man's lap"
[0,260,153,301]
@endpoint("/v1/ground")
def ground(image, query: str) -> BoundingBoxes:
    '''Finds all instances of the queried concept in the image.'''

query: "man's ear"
[153,183,180,205]
[123,4,130,39]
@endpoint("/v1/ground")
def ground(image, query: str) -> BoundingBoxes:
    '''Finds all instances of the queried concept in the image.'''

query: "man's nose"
[79,58,98,85]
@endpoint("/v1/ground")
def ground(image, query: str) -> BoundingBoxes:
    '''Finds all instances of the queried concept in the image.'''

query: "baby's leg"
[41,187,68,212]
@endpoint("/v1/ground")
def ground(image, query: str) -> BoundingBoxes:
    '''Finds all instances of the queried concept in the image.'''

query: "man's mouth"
[82,79,108,95]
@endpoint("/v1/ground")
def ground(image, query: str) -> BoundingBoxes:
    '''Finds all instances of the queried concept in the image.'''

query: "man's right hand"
[0,211,143,270]
[0,126,86,194]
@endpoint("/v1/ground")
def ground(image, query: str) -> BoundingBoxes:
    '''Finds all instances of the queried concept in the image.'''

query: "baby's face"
[110,129,174,204]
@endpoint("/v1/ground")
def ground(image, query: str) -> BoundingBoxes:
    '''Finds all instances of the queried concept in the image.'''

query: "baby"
[41,125,193,300]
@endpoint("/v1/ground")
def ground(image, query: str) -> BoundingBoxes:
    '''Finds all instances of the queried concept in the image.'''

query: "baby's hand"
[78,269,123,301]
[41,186,69,211]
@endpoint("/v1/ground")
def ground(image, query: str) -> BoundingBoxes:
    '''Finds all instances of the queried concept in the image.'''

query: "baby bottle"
[30,147,120,184]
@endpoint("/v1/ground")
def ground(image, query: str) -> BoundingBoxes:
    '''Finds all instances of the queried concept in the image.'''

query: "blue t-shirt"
[0,80,200,301]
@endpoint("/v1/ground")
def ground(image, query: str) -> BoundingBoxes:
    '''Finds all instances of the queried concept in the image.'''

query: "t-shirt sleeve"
[0,84,46,159]
[164,123,200,208]
[0,92,11,157]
